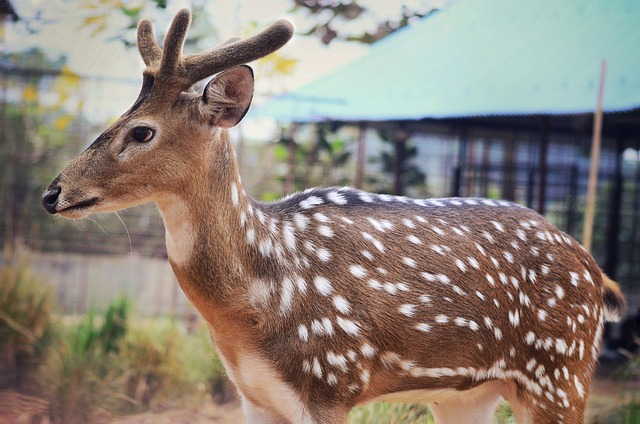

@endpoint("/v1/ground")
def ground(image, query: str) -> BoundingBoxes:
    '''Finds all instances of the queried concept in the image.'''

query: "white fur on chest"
[218,349,311,423]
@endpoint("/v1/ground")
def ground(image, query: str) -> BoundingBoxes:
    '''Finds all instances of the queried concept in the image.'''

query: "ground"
[112,402,244,424]
[110,370,638,424]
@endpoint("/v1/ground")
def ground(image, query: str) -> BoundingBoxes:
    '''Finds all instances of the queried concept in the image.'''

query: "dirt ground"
[112,402,244,424]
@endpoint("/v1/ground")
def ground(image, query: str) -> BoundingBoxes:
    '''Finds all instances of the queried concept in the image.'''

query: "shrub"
[0,262,55,392]
[116,318,185,412]
[38,297,131,423]
[177,325,229,403]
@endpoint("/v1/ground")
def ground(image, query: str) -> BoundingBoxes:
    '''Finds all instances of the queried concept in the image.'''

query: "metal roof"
[253,0,640,122]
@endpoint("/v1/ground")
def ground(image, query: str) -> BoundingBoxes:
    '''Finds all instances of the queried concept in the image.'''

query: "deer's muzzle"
[42,185,61,214]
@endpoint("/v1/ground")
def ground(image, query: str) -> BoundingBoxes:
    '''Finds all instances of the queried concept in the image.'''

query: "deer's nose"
[42,186,61,214]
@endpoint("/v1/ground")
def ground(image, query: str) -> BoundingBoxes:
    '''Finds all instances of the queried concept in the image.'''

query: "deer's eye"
[131,126,155,143]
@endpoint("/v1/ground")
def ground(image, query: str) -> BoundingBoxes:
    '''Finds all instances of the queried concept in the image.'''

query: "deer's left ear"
[201,65,254,128]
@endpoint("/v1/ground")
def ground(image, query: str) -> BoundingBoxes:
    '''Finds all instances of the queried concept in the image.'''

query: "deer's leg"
[509,399,587,424]
[501,378,588,424]
[428,380,504,424]
[242,396,288,424]
[242,395,348,424]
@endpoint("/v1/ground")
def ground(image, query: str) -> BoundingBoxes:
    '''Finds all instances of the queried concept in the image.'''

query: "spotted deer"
[41,9,627,424]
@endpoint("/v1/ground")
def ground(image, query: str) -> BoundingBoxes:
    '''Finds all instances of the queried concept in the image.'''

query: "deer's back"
[253,187,604,406]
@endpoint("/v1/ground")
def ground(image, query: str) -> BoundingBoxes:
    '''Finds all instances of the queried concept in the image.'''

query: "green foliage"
[275,123,353,192]
[35,297,226,421]
[494,403,516,423]
[39,297,131,423]
[177,326,225,395]
[0,262,55,391]
[348,402,433,424]
[100,296,131,354]
[369,128,427,195]
[348,401,517,424]
[116,318,186,411]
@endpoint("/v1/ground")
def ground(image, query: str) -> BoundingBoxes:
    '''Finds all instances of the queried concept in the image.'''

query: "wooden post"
[285,123,298,193]
[392,127,409,196]
[354,123,367,189]
[582,60,607,252]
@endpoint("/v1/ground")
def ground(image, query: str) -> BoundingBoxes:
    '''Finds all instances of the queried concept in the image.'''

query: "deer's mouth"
[57,197,100,218]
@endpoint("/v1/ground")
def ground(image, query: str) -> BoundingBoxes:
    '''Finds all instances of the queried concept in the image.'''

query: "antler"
[136,8,294,90]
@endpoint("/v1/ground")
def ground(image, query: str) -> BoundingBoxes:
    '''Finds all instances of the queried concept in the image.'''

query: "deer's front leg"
[241,395,347,424]
[242,396,288,424]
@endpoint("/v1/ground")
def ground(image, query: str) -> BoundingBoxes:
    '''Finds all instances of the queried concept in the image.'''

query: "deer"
[41,9,627,424]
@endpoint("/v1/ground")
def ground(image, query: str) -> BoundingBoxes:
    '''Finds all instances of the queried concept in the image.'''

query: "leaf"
[333,152,351,166]
[273,144,289,161]
[120,6,142,18]
[54,115,74,131]
[331,138,345,152]
[22,85,38,103]
[152,0,167,9]
[258,53,298,77]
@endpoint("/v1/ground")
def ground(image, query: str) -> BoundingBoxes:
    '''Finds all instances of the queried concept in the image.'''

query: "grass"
[347,401,517,424]
[348,402,434,424]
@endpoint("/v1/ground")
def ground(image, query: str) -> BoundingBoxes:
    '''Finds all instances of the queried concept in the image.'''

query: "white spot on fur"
[300,196,323,209]
[333,295,351,314]
[407,235,422,245]
[314,276,333,296]
[350,264,367,279]
[327,191,347,205]
[293,213,309,230]
[298,324,309,342]
[435,315,449,324]
[337,317,360,335]
[361,343,376,357]
[313,212,330,223]
[415,323,431,332]
[399,304,416,317]
[317,247,331,262]
[230,182,239,207]
[402,257,417,268]
[318,225,334,237]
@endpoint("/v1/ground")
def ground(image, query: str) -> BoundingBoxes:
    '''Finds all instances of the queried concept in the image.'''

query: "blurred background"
[1,0,639,422]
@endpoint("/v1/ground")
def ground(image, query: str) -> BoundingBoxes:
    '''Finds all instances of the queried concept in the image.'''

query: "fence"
[2,61,639,319]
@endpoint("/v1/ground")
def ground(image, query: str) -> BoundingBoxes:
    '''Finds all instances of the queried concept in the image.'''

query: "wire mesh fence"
[1,64,639,318]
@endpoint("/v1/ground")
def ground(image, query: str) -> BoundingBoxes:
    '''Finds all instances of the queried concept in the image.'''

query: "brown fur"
[42,9,626,424]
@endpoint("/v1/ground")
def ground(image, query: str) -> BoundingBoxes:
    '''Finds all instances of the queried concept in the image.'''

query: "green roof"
[254,0,640,121]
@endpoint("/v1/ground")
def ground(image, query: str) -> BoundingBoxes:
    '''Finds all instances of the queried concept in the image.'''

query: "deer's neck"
[156,130,281,308]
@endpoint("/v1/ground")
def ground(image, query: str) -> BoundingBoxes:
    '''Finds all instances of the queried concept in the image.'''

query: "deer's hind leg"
[428,380,505,424]
[501,376,589,424]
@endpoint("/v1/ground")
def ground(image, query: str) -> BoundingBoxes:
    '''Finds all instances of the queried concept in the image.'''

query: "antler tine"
[184,19,294,84]
[137,19,162,66]
[159,8,192,75]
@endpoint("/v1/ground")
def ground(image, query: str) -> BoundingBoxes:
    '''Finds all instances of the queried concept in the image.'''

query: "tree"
[290,0,441,45]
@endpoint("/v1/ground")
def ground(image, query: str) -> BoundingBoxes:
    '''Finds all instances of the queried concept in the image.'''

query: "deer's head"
[42,9,293,218]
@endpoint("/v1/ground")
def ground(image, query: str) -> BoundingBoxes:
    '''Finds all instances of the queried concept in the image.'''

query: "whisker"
[87,215,109,235]
[114,211,133,257]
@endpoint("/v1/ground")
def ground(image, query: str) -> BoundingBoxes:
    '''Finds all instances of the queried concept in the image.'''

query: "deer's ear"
[201,65,254,128]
